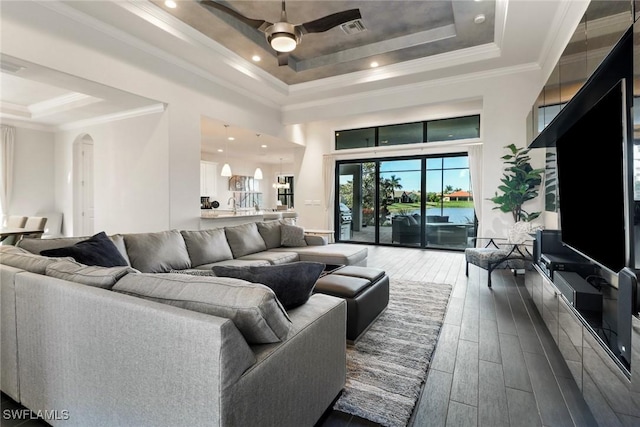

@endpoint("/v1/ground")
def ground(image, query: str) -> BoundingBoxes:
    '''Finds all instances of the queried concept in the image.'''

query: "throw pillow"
[256,220,284,249]
[280,224,307,247]
[41,232,128,268]
[224,223,268,258]
[212,261,325,309]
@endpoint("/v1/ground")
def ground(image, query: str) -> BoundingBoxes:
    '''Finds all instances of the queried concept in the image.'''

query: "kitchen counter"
[200,209,298,228]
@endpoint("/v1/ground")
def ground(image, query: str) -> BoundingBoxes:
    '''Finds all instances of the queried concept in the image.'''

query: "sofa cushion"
[123,230,191,273]
[45,259,137,289]
[224,223,267,258]
[109,234,131,266]
[0,246,69,274]
[256,220,284,249]
[40,232,128,268]
[181,229,233,267]
[238,251,299,265]
[272,244,368,266]
[113,273,291,344]
[281,224,307,247]
[213,261,325,309]
[17,235,88,253]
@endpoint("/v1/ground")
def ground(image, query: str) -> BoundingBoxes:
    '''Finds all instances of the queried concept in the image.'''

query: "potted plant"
[489,143,544,222]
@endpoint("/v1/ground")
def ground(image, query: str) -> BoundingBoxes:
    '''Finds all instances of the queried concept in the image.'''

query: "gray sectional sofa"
[16,220,368,271]
[0,220,368,426]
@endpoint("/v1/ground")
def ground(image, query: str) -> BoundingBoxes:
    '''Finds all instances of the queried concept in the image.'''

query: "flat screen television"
[555,79,630,274]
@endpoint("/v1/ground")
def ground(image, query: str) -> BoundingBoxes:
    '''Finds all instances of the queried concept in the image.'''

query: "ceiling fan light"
[221,163,232,177]
[269,33,297,52]
[254,167,263,180]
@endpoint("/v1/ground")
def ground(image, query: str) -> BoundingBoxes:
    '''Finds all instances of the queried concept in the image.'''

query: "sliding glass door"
[337,154,475,250]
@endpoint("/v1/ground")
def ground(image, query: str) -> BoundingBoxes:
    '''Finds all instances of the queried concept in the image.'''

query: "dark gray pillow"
[41,232,128,268]
[212,261,325,309]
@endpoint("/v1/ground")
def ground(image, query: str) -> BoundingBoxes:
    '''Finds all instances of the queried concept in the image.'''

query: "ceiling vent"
[340,19,366,35]
[0,61,25,74]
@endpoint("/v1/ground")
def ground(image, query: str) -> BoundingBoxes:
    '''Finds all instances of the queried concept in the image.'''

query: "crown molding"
[34,0,284,109]
[0,102,31,118]
[116,1,289,95]
[0,117,56,132]
[29,92,100,118]
[283,61,538,115]
[537,0,588,80]
[288,42,501,97]
[58,103,166,131]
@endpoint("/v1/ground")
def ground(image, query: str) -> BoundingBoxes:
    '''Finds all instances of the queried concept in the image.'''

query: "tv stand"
[525,262,640,421]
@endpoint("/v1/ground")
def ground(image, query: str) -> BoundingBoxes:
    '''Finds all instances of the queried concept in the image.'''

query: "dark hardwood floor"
[2,245,597,426]
[318,245,597,427]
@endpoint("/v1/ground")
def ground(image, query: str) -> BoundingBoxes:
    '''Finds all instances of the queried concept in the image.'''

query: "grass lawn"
[387,201,473,212]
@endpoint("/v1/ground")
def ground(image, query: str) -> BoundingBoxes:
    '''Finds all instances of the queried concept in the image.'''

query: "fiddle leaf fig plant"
[489,143,544,223]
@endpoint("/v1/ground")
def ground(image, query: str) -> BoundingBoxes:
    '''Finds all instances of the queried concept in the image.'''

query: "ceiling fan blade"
[277,52,289,67]
[299,9,361,34]
[200,0,269,30]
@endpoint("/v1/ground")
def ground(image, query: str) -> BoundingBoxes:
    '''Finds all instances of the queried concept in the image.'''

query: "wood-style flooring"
[2,245,597,426]
[317,245,598,427]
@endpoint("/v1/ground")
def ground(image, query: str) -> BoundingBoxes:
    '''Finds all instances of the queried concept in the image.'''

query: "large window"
[335,115,480,150]
[337,154,475,250]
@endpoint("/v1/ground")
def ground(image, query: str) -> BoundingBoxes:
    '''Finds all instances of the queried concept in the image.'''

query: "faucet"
[227,197,237,214]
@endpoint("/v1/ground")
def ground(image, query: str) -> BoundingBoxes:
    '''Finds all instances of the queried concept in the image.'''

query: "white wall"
[291,70,546,238]
[2,1,574,238]
[55,112,170,235]
[3,4,284,235]
[9,126,56,216]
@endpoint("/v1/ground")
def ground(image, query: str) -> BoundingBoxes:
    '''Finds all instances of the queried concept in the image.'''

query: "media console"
[525,260,640,423]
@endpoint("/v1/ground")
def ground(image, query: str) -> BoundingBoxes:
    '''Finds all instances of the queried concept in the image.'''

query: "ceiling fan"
[200,0,362,66]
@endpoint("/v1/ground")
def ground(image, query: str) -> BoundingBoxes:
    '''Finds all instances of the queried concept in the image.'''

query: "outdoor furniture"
[391,214,420,244]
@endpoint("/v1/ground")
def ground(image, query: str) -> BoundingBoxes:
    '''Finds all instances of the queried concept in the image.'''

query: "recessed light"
[474,14,485,24]
[165,0,177,9]
[370,61,379,68]
[252,55,261,62]
[217,149,223,152]
[261,144,267,148]
[228,137,235,141]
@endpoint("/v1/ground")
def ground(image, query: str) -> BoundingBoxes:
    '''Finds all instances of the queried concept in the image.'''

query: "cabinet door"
[200,161,217,198]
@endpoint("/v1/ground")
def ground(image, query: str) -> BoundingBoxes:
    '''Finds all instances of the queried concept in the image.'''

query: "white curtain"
[0,125,15,218]
[468,144,483,243]
[322,155,335,230]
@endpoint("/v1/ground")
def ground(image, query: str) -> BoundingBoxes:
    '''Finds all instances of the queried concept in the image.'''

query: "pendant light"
[221,124,232,177]
[253,134,263,180]
[272,157,290,189]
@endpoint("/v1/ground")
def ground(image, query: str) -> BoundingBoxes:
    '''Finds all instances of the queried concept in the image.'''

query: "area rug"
[333,279,452,427]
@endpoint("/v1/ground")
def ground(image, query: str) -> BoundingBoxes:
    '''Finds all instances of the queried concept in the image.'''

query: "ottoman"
[314,265,390,342]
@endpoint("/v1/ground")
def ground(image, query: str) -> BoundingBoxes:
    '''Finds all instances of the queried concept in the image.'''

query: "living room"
[0,0,586,238]
[2,1,633,426]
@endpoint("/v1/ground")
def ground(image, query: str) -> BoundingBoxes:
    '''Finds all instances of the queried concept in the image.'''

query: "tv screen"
[556,80,627,274]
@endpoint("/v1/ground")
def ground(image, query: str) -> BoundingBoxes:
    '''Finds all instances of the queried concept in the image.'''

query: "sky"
[376,157,471,193]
